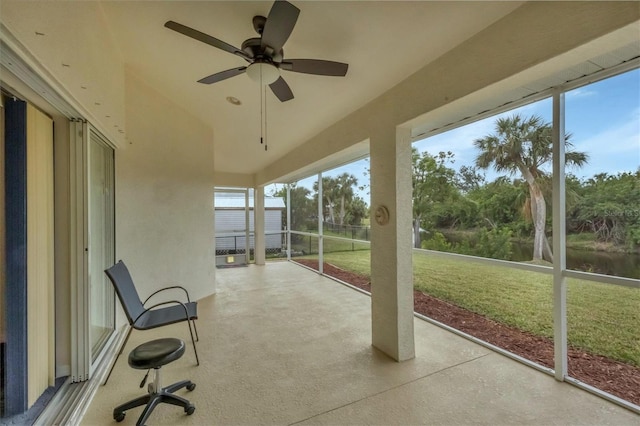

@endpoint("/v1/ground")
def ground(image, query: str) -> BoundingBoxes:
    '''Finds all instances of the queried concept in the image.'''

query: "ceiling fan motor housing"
[241,38,284,62]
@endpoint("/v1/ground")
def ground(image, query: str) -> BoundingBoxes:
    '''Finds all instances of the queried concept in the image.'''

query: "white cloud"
[572,112,640,178]
[566,88,597,99]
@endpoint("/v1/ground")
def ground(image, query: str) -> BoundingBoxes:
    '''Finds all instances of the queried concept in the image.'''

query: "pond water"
[439,231,639,279]
[511,242,639,279]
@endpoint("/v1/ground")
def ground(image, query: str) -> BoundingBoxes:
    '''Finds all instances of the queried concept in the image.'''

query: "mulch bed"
[294,259,640,406]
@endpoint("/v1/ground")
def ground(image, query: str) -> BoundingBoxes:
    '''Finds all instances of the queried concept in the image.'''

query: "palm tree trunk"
[521,167,552,262]
[325,195,335,224]
[413,217,422,249]
[339,196,346,225]
[529,184,554,262]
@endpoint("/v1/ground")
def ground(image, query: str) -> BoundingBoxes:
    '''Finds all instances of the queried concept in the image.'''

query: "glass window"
[321,159,371,242]
[565,69,640,279]
[291,235,320,271]
[567,279,639,404]
[288,176,317,233]
[413,251,553,369]
[413,98,554,264]
[264,183,286,259]
[88,130,115,360]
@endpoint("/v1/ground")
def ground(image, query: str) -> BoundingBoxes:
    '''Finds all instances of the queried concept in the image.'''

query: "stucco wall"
[116,70,216,316]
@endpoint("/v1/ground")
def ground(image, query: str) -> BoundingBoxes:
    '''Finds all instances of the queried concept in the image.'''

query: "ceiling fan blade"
[165,20,251,61]
[198,67,247,84]
[261,1,300,53]
[280,59,348,76]
[269,76,294,102]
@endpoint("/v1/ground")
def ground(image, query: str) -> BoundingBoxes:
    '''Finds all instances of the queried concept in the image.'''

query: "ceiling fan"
[165,0,349,102]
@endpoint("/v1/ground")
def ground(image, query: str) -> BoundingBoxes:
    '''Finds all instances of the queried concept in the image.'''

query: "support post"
[552,90,567,380]
[286,185,291,260]
[370,126,415,361]
[318,172,323,274]
[255,186,266,265]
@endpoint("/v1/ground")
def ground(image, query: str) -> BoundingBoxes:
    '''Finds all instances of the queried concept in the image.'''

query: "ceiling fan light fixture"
[246,62,280,85]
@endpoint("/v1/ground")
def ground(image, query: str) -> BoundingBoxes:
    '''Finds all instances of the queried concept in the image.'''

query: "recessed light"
[226,96,241,106]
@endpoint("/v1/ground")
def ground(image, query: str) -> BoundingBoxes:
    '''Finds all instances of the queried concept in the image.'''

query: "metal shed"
[214,190,285,265]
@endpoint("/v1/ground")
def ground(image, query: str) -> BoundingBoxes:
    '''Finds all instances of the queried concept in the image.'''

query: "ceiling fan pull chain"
[264,85,268,151]
[260,68,264,146]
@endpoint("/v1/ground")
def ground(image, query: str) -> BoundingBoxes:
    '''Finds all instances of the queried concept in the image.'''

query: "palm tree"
[314,173,358,226]
[474,114,588,261]
[334,173,358,225]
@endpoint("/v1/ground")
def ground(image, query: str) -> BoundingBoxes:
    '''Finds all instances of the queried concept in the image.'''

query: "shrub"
[422,232,452,252]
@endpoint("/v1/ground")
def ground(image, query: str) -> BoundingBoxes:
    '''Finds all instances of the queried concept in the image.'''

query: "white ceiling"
[0,1,525,175]
[4,1,637,180]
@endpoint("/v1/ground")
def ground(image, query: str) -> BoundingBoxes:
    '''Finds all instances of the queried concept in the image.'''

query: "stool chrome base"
[113,368,196,426]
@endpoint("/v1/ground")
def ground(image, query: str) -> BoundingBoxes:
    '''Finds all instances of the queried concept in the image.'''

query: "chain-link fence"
[322,221,370,241]
[215,231,287,259]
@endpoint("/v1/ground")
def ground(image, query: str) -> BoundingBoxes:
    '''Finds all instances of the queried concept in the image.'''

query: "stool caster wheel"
[187,383,196,391]
[114,411,125,422]
[185,404,195,415]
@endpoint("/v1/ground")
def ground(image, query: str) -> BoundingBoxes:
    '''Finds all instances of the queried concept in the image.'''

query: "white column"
[254,186,266,265]
[318,172,323,274]
[552,90,567,380]
[370,126,415,361]
[286,185,291,260]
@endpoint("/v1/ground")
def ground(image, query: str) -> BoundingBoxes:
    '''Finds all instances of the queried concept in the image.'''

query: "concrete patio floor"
[81,261,638,425]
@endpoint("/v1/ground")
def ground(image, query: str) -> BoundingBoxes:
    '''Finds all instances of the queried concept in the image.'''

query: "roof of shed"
[215,194,285,209]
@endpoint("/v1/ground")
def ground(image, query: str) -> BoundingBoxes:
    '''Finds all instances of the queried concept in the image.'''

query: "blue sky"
[416,68,640,182]
[270,68,639,203]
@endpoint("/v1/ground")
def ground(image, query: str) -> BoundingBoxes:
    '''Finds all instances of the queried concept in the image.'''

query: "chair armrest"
[143,285,192,306]
[132,300,190,326]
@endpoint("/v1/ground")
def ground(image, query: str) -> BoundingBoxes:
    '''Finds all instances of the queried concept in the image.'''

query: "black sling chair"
[103,260,199,385]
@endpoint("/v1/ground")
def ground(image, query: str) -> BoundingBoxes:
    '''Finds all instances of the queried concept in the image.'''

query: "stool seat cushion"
[128,338,186,370]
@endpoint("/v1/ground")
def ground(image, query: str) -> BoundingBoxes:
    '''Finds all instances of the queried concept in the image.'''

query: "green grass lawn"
[301,249,639,367]
[291,232,371,255]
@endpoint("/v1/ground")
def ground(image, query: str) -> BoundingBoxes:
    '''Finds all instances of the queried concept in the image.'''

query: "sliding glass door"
[87,130,115,361]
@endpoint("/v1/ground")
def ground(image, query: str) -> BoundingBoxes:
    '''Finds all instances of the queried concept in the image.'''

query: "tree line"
[274,114,639,260]
[272,172,369,232]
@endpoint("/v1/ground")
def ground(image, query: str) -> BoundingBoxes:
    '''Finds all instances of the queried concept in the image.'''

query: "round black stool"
[113,338,196,425]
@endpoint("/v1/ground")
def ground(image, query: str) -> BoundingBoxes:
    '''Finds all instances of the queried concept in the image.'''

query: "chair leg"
[187,321,199,365]
[130,383,195,426]
[113,393,151,416]
[158,392,192,409]
[192,319,199,342]
[163,379,193,394]
[135,394,163,426]
[103,327,133,385]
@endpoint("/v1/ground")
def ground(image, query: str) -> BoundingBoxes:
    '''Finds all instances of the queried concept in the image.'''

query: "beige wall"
[116,70,216,318]
[214,171,255,189]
